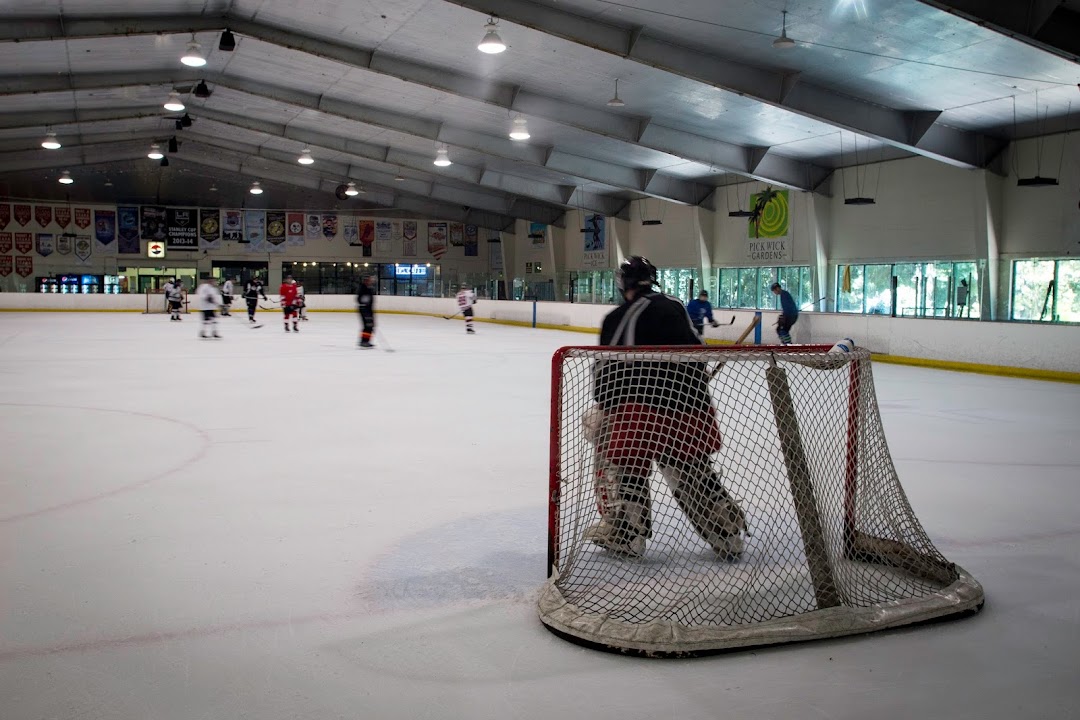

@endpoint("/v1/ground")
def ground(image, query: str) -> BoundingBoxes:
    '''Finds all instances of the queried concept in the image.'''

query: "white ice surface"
[1,312,1079,720]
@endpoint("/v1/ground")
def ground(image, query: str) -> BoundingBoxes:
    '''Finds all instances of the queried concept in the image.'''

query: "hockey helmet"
[616,256,658,293]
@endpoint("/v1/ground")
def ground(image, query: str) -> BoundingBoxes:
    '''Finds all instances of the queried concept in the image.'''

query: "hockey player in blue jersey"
[771,282,799,344]
[685,290,720,337]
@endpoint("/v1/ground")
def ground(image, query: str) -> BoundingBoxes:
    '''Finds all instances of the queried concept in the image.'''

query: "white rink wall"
[2,293,1078,374]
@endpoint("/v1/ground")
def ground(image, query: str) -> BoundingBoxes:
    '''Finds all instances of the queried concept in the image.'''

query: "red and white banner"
[14,233,32,254]
[74,208,91,229]
[14,205,31,227]
[0,256,11,277]
[0,233,11,254]
[0,204,10,229]
[35,205,52,228]
[54,206,71,228]
[15,256,32,277]
[427,222,447,260]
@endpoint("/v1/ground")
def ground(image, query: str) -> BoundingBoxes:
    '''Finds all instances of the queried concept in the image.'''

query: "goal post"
[144,290,189,314]
[541,344,983,656]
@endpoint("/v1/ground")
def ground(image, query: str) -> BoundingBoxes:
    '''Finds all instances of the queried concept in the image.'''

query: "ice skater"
[456,284,477,334]
[357,275,376,348]
[279,275,300,332]
[771,282,798,345]
[220,276,235,317]
[195,274,222,339]
[165,279,185,321]
[244,276,268,323]
[686,290,720,337]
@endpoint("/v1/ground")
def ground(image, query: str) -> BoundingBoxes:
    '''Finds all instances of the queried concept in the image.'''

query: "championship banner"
[35,206,52,229]
[141,206,167,241]
[343,215,359,246]
[17,233,34,254]
[117,207,140,254]
[55,206,71,229]
[464,224,478,257]
[427,222,447,260]
[0,204,9,229]
[56,234,73,255]
[287,212,305,246]
[305,213,321,240]
[0,233,10,254]
[449,222,464,247]
[321,213,338,241]
[359,219,374,248]
[15,256,32,278]
[14,204,31,227]
[199,209,220,248]
[34,234,53,257]
[582,214,607,269]
[94,210,116,245]
[489,236,504,273]
[266,211,286,252]
[75,236,92,262]
[222,210,243,242]
[166,208,198,250]
[529,222,547,248]
[0,256,11,277]
[746,189,791,263]
[244,210,265,250]
[375,221,393,256]
[402,220,416,256]
[74,208,91,229]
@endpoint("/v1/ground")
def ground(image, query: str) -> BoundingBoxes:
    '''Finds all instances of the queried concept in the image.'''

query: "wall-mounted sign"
[394,263,429,277]
[148,241,166,259]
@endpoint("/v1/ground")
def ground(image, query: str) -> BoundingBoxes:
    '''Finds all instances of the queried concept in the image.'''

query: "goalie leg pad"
[584,466,651,558]
[659,460,746,560]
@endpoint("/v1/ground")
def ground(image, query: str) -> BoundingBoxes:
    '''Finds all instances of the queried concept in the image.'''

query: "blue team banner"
[117,206,140,254]
[94,209,115,245]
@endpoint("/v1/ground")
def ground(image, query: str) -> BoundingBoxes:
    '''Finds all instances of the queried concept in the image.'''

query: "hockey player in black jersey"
[244,276,268,323]
[356,275,376,348]
[585,256,746,559]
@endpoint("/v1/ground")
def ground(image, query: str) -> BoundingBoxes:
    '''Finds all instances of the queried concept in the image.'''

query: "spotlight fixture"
[58,170,74,185]
[477,17,507,54]
[773,11,796,49]
[147,143,164,160]
[509,116,530,141]
[41,131,61,150]
[180,113,193,128]
[344,182,360,196]
[249,181,263,195]
[209,183,218,192]
[606,79,626,108]
[218,29,236,52]
[193,80,212,99]
[160,157,170,167]
[168,137,179,153]
[433,145,452,167]
[180,38,207,67]
[104,179,113,187]
[394,173,406,182]
[164,91,185,112]
[298,148,315,165]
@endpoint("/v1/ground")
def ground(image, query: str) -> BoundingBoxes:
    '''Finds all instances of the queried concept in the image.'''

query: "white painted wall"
[1001,132,1080,258]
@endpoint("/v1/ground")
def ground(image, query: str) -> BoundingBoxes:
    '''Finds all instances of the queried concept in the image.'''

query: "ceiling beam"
[0,15,823,192]
[439,0,1006,170]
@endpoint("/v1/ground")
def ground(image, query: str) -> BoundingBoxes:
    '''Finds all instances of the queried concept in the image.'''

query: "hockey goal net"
[144,290,189,314]
[540,344,983,656]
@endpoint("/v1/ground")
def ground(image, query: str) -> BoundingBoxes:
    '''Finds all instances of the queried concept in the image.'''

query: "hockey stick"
[442,310,463,320]
[375,328,395,352]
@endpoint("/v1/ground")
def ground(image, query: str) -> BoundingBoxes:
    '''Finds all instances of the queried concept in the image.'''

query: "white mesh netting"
[538,345,983,655]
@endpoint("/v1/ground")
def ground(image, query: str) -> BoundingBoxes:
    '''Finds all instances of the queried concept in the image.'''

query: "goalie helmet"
[616,256,658,293]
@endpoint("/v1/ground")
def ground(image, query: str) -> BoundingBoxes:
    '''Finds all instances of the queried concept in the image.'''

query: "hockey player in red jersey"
[279,275,300,332]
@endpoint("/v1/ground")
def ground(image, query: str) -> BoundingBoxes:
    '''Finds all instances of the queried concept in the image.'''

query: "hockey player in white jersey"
[220,277,234,317]
[456,285,477,334]
[195,275,223,339]
[164,279,185,321]
[296,281,308,321]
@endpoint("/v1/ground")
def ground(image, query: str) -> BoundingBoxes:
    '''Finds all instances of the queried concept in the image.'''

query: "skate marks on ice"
[355,507,546,612]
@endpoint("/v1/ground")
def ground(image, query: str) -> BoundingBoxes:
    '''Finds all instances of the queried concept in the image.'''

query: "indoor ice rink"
[2,0,1080,718]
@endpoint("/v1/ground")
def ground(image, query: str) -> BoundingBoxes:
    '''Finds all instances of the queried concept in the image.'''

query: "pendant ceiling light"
[606,79,626,108]
[218,29,236,52]
[433,145,452,167]
[249,181,263,195]
[180,37,207,67]
[193,80,212,99]
[147,143,164,160]
[773,11,796,49]
[163,91,186,112]
[160,157,170,168]
[394,172,406,182]
[298,148,315,165]
[41,131,61,150]
[477,17,506,54]
[209,183,218,192]
[168,136,179,153]
[509,116,530,141]
[58,170,74,185]
[344,182,360,196]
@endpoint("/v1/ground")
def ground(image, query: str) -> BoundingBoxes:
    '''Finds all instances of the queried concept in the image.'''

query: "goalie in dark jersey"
[584,256,746,560]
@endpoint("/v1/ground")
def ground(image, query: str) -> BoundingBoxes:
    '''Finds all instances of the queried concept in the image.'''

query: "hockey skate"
[466,328,475,334]
[584,501,648,558]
